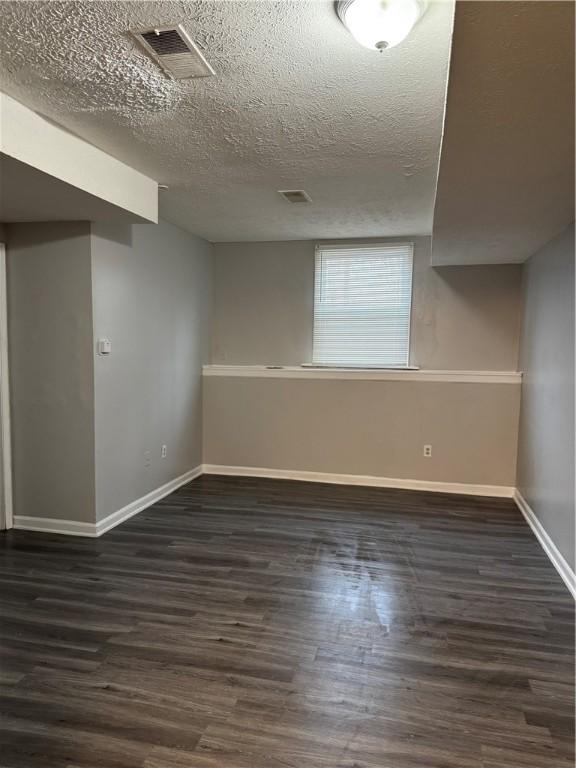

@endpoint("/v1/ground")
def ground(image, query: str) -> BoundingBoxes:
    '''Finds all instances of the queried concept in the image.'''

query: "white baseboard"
[12,516,97,537]
[514,490,576,600]
[13,466,573,601]
[201,464,515,498]
[95,466,203,536]
[13,466,203,538]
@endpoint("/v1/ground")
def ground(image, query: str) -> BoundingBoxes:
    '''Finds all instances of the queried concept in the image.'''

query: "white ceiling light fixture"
[336,0,428,51]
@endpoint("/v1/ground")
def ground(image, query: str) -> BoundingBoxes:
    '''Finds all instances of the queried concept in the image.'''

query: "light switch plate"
[97,338,112,355]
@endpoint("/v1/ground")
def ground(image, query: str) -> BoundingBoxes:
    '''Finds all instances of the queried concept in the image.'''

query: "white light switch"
[97,338,112,356]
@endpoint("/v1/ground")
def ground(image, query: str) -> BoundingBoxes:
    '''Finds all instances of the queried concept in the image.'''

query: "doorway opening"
[0,242,13,530]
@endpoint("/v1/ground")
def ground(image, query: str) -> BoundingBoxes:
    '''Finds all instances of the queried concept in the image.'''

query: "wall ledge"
[203,365,521,384]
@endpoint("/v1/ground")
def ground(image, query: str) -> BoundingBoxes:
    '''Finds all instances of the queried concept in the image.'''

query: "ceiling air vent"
[278,190,312,204]
[133,24,215,79]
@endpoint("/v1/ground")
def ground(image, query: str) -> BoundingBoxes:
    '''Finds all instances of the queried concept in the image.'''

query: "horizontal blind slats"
[313,243,413,367]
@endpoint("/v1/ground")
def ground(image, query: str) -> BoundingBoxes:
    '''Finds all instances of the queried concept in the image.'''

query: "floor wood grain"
[0,475,573,767]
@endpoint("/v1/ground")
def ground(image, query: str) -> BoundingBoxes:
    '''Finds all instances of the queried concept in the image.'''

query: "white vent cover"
[278,190,312,204]
[133,24,215,79]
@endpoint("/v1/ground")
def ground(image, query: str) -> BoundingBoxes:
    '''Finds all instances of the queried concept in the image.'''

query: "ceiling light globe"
[337,0,428,51]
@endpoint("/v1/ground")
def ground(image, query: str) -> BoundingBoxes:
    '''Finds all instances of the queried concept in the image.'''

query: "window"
[312,242,413,367]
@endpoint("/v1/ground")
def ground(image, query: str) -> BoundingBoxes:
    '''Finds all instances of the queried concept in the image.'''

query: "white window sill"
[203,365,522,384]
[301,364,419,371]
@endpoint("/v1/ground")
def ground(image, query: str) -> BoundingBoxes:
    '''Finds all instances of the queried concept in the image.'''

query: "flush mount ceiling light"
[336,0,428,51]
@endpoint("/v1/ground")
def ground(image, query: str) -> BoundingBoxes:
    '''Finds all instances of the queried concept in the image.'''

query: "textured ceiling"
[0,0,455,242]
[432,1,575,265]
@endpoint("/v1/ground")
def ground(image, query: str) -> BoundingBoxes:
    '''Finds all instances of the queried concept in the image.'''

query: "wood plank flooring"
[0,475,573,767]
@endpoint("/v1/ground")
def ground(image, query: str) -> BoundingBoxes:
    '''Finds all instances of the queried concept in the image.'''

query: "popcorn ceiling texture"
[0,1,455,242]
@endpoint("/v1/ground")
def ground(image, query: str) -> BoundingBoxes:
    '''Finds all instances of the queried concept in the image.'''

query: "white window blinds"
[312,243,413,367]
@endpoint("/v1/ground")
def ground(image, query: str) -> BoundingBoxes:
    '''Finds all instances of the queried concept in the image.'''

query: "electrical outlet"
[144,450,151,468]
[161,444,167,459]
[423,444,432,458]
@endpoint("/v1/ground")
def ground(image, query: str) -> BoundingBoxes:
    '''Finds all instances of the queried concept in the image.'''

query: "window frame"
[310,241,415,369]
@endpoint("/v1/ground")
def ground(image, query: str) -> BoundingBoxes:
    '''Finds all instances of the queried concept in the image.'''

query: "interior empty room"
[0,1,574,766]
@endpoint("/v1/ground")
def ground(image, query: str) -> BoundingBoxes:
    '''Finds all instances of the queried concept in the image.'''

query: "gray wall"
[517,224,575,570]
[212,237,522,370]
[6,219,212,527]
[91,220,212,523]
[7,222,96,523]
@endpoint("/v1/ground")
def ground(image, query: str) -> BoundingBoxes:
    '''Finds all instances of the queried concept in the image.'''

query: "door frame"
[0,243,13,530]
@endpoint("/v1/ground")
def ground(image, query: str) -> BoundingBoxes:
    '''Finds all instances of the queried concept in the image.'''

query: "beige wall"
[7,222,96,523]
[517,224,575,570]
[204,376,520,489]
[91,220,212,523]
[209,236,522,489]
[212,237,522,370]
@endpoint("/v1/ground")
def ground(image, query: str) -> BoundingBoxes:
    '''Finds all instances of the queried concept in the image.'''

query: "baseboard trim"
[201,464,515,498]
[13,466,203,538]
[514,490,576,599]
[13,468,573,599]
[12,516,97,537]
[95,466,203,536]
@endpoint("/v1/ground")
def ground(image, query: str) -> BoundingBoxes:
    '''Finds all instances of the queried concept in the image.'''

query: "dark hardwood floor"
[0,475,573,768]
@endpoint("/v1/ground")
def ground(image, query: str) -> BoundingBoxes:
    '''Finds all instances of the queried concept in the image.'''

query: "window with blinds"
[312,243,413,367]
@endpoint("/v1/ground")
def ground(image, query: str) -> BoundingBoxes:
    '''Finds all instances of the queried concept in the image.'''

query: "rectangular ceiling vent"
[133,24,215,79]
[278,190,312,204]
